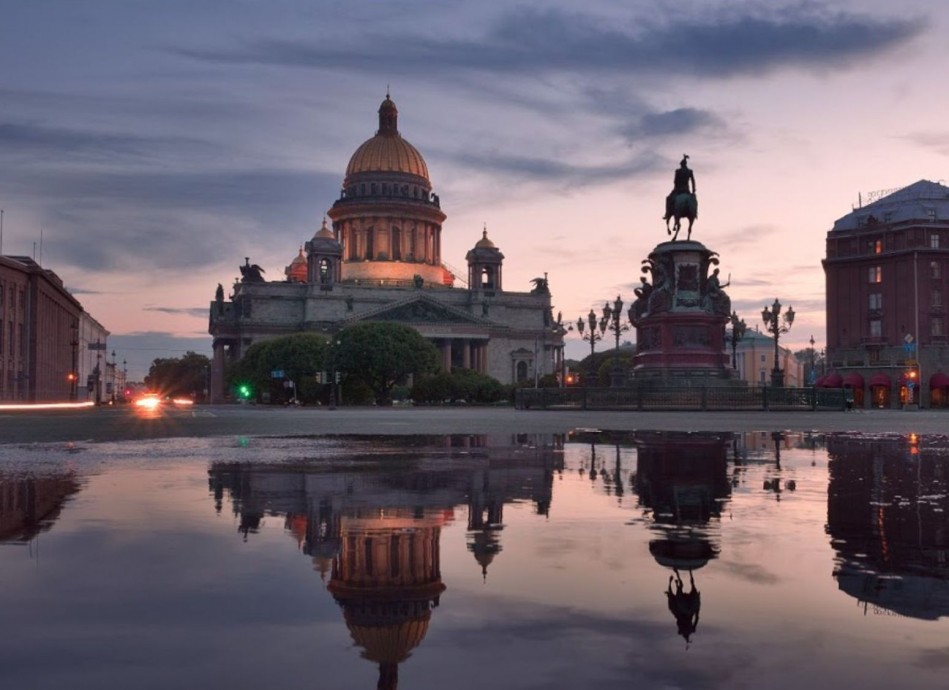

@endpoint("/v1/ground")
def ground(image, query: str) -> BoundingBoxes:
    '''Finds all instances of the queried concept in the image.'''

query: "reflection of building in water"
[329,507,448,690]
[631,431,732,645]
[208,434,563,687]
[0,471,82,543]
[827,435,949,620]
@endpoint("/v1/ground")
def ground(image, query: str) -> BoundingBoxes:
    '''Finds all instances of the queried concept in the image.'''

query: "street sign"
[904,333,915,344]
[271,369,284,379]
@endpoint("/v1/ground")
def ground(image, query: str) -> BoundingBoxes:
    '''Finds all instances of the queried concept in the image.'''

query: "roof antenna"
[386,84,390,99]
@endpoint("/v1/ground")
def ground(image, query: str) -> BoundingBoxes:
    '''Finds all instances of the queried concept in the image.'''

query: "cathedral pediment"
[352,295,485,325]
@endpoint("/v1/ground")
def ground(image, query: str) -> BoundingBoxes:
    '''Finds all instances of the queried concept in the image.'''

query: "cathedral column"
[211,341,226,404]
[462,340,471,370]
[440,340,452,372]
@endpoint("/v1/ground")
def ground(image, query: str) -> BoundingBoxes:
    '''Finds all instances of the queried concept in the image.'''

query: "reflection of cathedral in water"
[208,434,563,689]
[632,431,733,644]
[827,435,949,620]
[0,471,82,544]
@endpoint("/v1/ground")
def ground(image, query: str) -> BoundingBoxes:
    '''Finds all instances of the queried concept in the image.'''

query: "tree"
[335,322,439,404]
[230,333,328,404]
[145,351,211,400]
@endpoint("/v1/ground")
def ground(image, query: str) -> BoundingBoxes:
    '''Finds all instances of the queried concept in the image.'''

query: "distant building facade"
[0,256,86,402]
[209,95,563,402]
[727,330,804,388]
[823,180,949,408]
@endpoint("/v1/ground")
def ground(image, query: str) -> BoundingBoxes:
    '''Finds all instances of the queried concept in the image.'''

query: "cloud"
[174,5,924,81]
[622,108,726,139]
[144,307,210,319]
[4,167,338,272]
[903,130,949,157]
[447,149,663,187]
[0,121,213,166]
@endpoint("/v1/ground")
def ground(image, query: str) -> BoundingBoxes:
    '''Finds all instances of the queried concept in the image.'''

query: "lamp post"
[602,295,630,387]
[69,322,79,402]
[575,309,608,387]
[111,349,117,404]
[761,299,794,387]
[728,311,747,372]
[808,335,816,385]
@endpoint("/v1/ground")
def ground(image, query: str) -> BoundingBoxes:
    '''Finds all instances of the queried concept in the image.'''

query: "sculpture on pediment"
[240,257,266,283]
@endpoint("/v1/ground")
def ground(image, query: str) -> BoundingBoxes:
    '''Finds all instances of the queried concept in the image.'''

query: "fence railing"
[514,386,847,411]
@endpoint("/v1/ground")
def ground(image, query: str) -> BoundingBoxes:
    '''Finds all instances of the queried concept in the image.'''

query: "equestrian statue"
[663,154,698,241]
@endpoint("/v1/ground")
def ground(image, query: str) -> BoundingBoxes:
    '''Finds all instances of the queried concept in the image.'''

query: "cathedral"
[209,94,563,402]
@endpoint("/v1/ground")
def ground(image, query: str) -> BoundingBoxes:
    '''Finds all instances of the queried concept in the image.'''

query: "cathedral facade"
[209,95,563,402]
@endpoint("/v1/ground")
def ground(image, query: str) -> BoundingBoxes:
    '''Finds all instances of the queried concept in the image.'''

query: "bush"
[411,369,506,405]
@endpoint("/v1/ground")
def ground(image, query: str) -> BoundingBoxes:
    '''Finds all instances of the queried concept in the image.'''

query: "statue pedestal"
[630,240,731,383]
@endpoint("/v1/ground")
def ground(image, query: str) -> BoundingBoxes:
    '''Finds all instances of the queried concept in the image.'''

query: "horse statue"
[667,192,697,241]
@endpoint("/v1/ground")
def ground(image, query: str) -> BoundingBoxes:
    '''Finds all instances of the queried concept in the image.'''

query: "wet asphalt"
[1,403,946,444]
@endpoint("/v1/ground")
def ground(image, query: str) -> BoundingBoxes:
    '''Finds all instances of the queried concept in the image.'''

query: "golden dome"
[344,95,430,183]
[315,217,334,239]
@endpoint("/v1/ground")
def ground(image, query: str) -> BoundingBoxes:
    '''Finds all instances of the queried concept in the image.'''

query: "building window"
[931,261,941,279]
[868,266,882,283]
[869,293,882,310]
[869,319,882,338]
[883,212,893,222]
[932,318,944,337]
[933,290,943,308]
[931,233,941,249]
[867,239,882,254]
[761,354,766,363]
[927,208,937,222]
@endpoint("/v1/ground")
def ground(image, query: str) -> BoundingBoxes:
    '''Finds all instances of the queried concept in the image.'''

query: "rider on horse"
[664,155,696,222]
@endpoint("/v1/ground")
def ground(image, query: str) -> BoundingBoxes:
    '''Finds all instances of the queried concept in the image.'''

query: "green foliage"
[335,322,439,405]
[411,369,506,405]
[145,351,211,400]
[229,333,328,404]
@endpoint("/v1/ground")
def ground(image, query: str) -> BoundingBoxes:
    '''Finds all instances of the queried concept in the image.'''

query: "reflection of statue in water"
[664,155,698,241]
[240,257,266,283]
[666,568,701,644]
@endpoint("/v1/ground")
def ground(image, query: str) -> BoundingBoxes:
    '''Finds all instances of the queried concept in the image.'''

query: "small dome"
[286,247,307,283]
[475,229,495,249]
[344,95,430,184]
[315,217,334,240]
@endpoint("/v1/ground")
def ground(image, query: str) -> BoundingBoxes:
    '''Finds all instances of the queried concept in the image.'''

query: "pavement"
[1,403,946,444]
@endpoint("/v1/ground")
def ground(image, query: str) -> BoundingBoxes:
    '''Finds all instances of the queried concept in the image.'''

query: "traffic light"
[237,383,252,399]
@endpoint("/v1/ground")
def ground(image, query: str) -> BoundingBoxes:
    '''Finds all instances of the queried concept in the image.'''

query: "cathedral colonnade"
[436,337,488,374]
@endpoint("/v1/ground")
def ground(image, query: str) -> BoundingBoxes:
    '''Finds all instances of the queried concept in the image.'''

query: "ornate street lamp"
[728,311,747,372]
[761,299,794,387]
[576,309,608,387]
[602,295,630,387]
[808,335,816,385]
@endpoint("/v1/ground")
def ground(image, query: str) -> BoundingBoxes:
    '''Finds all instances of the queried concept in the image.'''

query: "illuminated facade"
[209,95,563,401]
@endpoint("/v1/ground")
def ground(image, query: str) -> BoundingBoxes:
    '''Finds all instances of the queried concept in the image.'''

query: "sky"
[2,0,947,379]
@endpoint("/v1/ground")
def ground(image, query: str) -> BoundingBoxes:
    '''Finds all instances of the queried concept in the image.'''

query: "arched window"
[392,227,402,260]
[319,259,331,284]
[516,361,529,382]
[481,267,494,288]
[365,228,374,260]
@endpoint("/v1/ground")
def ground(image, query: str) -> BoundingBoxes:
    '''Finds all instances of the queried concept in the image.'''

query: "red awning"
[868,373,891,388]
[820,373,843,388]
[842,373,864,389]
[930,372,949,389]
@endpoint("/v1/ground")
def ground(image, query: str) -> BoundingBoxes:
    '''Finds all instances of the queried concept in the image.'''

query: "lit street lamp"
[575,309,608,387]
[761,299,795,387]
[602,295,630,387]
